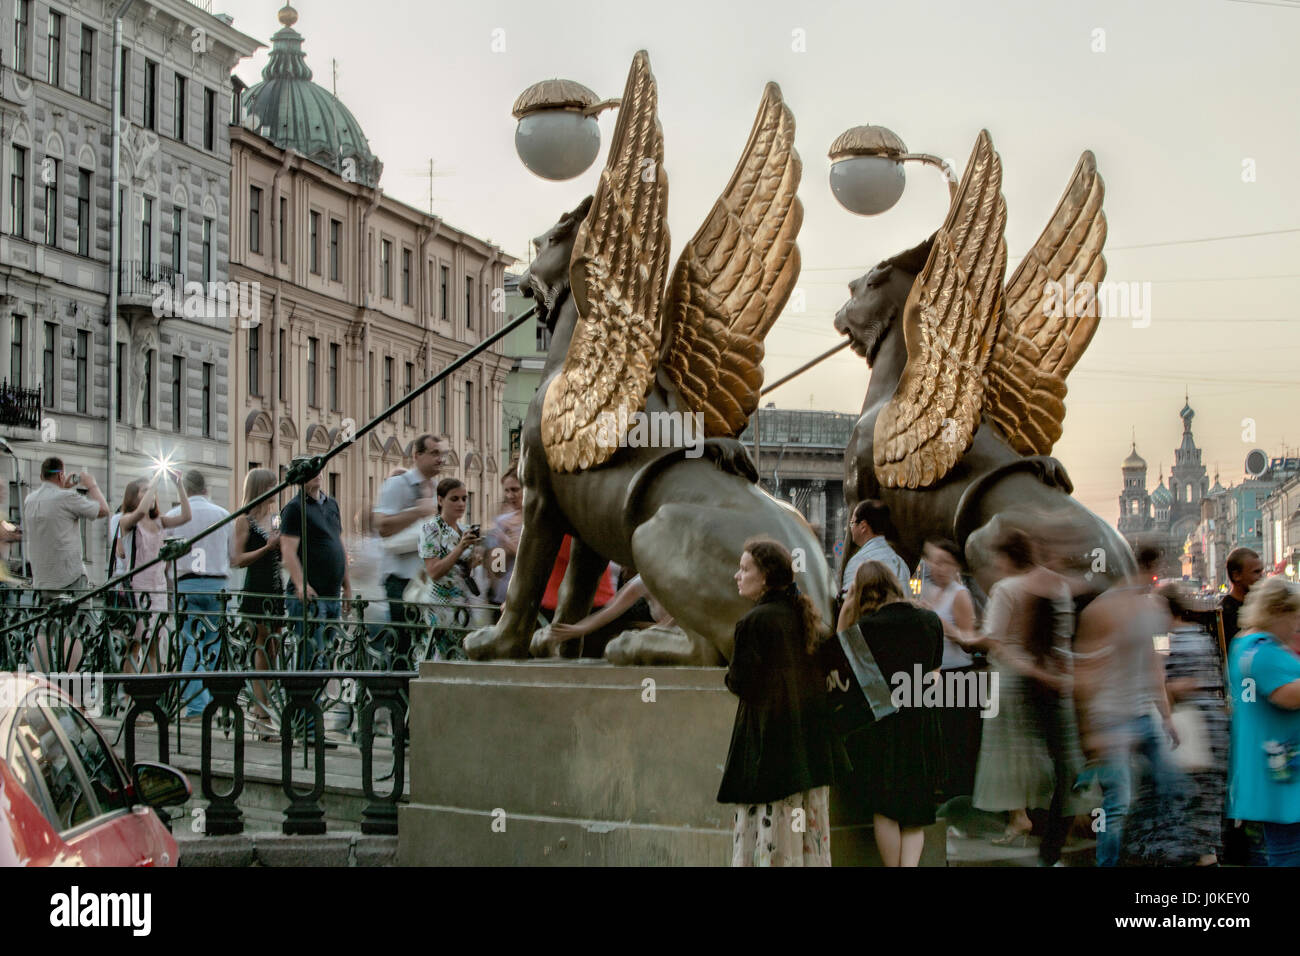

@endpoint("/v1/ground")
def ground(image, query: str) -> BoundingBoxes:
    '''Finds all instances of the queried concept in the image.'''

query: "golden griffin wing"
[984,151,1107,456]
[873,130,1008,489]
[658,82,803,437]
[540,51,671,473]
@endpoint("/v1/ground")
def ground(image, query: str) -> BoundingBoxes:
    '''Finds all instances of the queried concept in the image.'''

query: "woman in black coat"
[718,537,850,866]
[836,559,945,867]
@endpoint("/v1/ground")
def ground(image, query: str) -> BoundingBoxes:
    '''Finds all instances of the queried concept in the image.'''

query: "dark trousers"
[1026,681,1072,865]
[383,574,417,666]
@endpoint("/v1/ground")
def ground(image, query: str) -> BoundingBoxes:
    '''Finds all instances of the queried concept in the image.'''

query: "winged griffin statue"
[834,130,1134,593]
[466,51,828,665]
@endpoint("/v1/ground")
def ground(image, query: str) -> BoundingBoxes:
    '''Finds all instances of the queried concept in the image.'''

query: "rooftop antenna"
[401,159,456,214]
[332,58,338,97]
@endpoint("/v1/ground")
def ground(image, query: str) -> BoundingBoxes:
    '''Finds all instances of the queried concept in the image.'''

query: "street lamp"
[512,79,620,181]
[827,125,957,216]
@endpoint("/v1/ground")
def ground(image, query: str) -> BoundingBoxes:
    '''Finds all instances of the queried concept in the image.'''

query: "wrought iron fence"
[0,379,41,429]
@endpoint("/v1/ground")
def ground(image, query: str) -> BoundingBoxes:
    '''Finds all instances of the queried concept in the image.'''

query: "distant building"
[499,271,547,469]
[227,4,512,530]
[1260,466,1300,582]
[738,405,854,561]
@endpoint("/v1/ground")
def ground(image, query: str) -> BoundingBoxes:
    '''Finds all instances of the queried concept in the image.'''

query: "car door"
[13,701,173,866]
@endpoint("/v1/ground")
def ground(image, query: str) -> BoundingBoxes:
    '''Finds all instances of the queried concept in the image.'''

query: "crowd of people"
[716,498,1300,868]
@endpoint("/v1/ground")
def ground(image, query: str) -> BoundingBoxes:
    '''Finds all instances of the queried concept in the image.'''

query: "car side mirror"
[132,761,192,808]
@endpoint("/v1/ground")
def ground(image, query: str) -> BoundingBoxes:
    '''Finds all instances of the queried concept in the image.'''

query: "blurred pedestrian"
[1226,577,1300,865]
[1159,584,1229,866]
[719,538,848,867]
[230,467,282,731]
[484,467,523,611]
[164,469,233,718]
[118,468,191,672]
[374,435,444,662]
[837,560,944,866]
[1073,546,1181,867]
[920,537,982,799]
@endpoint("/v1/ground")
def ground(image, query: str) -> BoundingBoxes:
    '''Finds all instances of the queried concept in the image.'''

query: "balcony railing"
[118,259,181,298]
[0,379,41,429]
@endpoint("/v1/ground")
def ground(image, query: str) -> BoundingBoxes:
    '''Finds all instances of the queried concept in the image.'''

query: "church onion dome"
[240,3,382,188]
[1123,443,1146,469]
[1151,480,1173,507]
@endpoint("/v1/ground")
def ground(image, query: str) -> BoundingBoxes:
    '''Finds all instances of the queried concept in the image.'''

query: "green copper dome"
[241,4,382,187]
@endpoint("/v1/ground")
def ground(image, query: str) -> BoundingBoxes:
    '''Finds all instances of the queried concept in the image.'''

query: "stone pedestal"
[398,661,946,866]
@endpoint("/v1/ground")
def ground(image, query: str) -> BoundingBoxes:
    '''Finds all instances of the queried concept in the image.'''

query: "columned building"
[228,4,511,530]
[0,0,258,582]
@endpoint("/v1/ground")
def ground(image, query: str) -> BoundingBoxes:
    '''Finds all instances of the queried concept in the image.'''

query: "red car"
[1,672,191,867]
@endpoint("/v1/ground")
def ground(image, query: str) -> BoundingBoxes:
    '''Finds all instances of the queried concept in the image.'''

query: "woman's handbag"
[402,571,437,606]
[105,525,138,619]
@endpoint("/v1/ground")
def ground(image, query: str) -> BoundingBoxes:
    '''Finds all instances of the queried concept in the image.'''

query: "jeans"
[285,595,342,670]
[1025,682,1072,865]
[177,577,228,716]
[380,574,415,667]
[1092,712,1181,867]
[1248,821,1300,866]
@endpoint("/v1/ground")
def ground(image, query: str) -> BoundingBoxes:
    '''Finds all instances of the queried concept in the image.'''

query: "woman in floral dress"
[417,478,482,660]
[718,538,849,866]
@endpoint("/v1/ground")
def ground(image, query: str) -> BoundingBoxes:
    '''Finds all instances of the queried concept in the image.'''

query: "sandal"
[991,826,1033,847]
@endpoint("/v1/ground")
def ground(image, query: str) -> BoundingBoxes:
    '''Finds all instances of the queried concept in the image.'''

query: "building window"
[248,323,260,397]
[380,239,392,298]
[114,341,124,421]
[465,378,473,442]
[42,158,57,247]
[404,362,413,426]
[141,349,153,427]
[172,355,183,433]
[170,208,183,273]
[42,322,55,408]
[10,146,26,237]
[440,265,448,319]
[401,248,411,305]
[76,169,91,256]
[75,330,89,414]
[140,195,152,273]
[9,316,23,387]
[328,342,340,411]
[306,337,318,408]
[202,217,212,284]
[12,0,28,75]
[119,47,129,115]
[383,355,394,414]
[366,351,374,416]
[439,377,447,435]
[173,74,186,141]
[309,211,319,274]
[143,59,156,130]
[203,87,216,151]
[78,26,94,99]
[329,218,340,281]
[279,196,288,264]
[116,186,125,267]
[201,362,212,437]
[46,11,61,85]
[278,329,286,401]
[249,186,261,254]
[465,276,473,328]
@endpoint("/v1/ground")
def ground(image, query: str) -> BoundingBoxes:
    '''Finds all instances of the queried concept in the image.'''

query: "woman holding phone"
[118,467,190,671]
[417,478,482,660]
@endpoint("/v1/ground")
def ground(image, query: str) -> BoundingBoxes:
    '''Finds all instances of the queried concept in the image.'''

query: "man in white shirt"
[163,469,233,717]
[841,499,911,597]
[23,456,109,600]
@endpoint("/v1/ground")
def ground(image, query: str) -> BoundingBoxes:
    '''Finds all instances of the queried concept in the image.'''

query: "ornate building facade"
[1117,398,1209,579]
[0,0,259,582]
[227,5,511,529]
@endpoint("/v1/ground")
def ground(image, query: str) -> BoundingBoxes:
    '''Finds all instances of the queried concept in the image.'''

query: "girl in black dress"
[837,559,945,867]
[718,537,849,866]
[231,468,283,733]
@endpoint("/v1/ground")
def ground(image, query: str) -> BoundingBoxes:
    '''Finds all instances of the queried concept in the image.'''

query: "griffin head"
[519,195,594,333]
[833,234,932,367]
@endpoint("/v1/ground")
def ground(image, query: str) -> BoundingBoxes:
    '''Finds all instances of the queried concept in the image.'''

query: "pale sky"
[216,0,1300,525]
